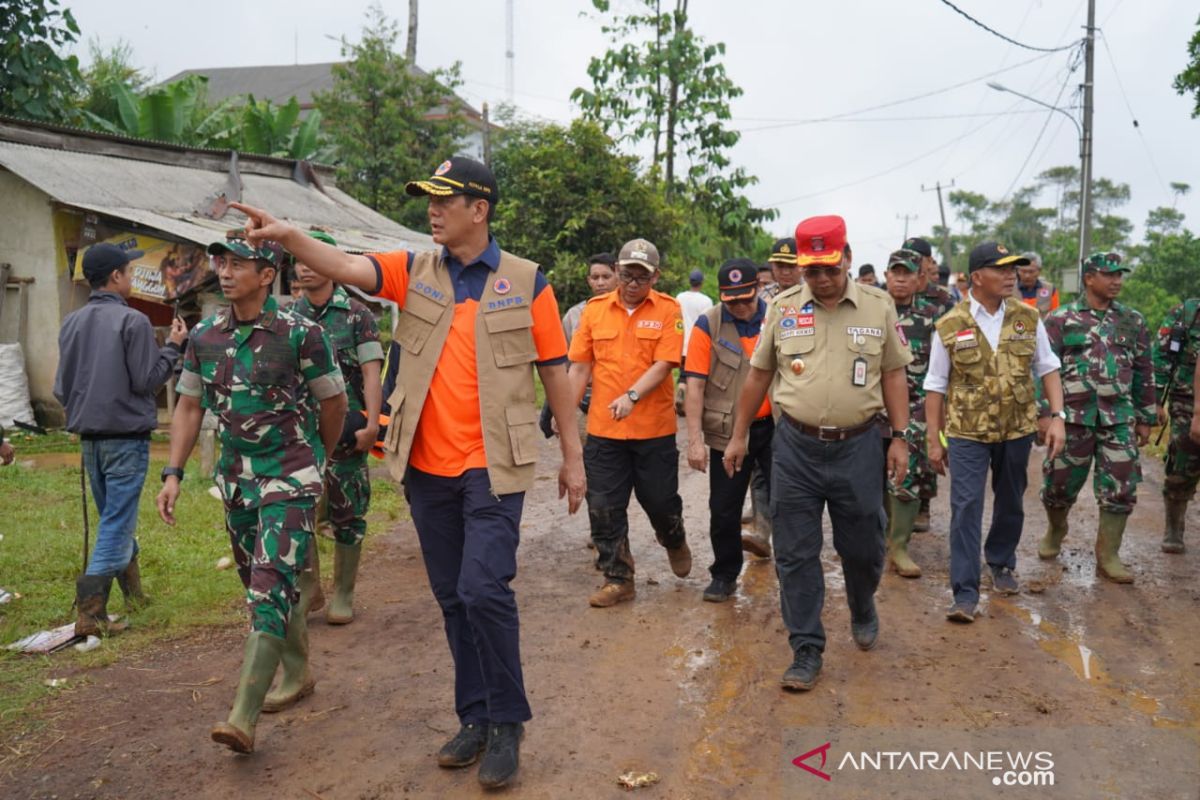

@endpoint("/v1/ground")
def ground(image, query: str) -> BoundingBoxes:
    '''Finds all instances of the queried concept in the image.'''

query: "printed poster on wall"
[76,233,211,302]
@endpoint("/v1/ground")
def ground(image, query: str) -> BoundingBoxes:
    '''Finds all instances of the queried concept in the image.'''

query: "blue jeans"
[82,438,149,578]
[947,435,1034,604]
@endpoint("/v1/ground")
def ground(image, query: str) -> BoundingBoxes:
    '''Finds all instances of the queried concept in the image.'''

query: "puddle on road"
[994,599,1169,722]
[668,560,776,787]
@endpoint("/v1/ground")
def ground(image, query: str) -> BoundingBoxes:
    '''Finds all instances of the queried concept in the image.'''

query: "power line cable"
[998,57,1080,202]
[937,0,1083,52]
[1098,30,1172,202]
[729,51,1056,127]
[767,114,1002,207]
[738,107,1057,133]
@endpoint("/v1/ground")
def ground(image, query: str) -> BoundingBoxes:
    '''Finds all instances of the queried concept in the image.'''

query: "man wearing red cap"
[725,216,912,692]
[683,258,774,602]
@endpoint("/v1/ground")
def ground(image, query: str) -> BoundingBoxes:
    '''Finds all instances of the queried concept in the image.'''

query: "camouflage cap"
[208,229,285,269]
[1083,251,1129,274]
[887,248,921,272]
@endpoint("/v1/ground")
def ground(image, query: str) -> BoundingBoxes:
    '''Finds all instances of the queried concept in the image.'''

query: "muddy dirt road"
[6,434,1199,799]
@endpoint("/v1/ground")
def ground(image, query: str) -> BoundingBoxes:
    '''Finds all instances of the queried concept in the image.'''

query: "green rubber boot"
[1163,497,1187,554]
[1095,511,1134,584]
[262,567,317,713]
[1039,505,1071,560]
[887,496,922,578]
[211,631,284,753]
[326,542,362,625]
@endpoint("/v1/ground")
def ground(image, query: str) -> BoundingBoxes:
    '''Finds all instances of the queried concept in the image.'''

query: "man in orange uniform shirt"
[569,238,692,608]
[229,156,585,790]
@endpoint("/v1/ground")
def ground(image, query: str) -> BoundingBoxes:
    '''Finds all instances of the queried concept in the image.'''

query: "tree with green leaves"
[77,39,150,122]
[81,75,238,147]
[1173,16,1200,117]
[0,0,82,122]
[315,5,467,232]
[490,116,678,306]
[572,0,774,246]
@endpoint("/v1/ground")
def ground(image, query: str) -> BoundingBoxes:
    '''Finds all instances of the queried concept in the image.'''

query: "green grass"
[0,451,407,746]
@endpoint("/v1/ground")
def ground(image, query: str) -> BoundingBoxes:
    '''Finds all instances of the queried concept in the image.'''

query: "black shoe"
[781,646,822,692]
[436,722,488,768]
[851,607,879,651]
[990,566,1020,595]
[946,601,978,623]
[477,722,524,789]
[702,578,736,603]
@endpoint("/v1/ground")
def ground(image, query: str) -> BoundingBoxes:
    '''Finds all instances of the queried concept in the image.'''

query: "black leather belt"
[780,413,876,442]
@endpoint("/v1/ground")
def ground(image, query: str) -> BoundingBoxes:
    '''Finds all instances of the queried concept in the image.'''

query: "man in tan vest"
[230,156,585,790]
[925,242,1066,624]
[683,259,774,602]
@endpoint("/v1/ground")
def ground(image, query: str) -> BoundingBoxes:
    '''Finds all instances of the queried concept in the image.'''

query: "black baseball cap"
[902,237,933,259]
[858,264,876,277]
[405,156,499,203]
[968,241,1030,273]
[81,242,143,283]
[718,258,760,302]
[767,237,798,265]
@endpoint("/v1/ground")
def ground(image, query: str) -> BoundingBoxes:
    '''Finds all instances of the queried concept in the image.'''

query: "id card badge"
[852,356,867,387]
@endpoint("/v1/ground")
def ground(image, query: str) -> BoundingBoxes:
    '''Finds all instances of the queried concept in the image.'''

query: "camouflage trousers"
[1041,422,1141,514]
[324,449,371,546]
[1164,408,1200,502]
[225,497,315,638]
[887,419,938,503]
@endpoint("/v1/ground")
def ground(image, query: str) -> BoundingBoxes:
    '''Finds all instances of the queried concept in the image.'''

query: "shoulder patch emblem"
[493,277,511,295]
[1013,319,1027,334]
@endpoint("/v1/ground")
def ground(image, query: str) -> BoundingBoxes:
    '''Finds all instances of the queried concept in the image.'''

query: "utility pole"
[921,180,955,269]
[505,0,515,103]
[406,0,418,63]
[482,103,492,166]
[1078,0,1096,277]
[897,213,918,241]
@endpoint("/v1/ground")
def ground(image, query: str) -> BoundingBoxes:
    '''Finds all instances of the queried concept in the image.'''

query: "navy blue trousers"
[405,467,531,725]
[947,434,1034,604]
[772,422,886,654]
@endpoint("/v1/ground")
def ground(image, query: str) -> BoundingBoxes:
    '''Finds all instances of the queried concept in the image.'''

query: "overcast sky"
[69,0,1199,268]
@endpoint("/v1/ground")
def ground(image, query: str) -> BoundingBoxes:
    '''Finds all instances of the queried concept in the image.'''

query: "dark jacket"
[54,292,180,436]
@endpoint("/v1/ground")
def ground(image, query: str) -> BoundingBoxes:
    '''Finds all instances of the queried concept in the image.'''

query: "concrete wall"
[0,170,73,420]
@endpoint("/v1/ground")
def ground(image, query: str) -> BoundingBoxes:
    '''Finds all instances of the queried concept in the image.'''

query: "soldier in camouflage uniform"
[291,231,383,629]
[1039,253,1154,583]
[883,249,939,577]
[157,231,346,753]
[1153,296,1200,554]
[903,236,953,531]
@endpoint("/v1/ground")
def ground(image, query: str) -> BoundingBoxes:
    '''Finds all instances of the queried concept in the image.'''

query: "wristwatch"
[1051,410,1067,420]
[161,466,185,483]
[626,389,640,403]
[891,429,908,441]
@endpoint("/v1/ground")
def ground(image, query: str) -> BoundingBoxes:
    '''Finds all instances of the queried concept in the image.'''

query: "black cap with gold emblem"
[404,156,499,203]
[768,237,798,265]
[968,241,1031,273]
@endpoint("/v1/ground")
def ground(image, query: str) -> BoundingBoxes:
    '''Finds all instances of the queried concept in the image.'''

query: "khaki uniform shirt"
[751,279,911,428]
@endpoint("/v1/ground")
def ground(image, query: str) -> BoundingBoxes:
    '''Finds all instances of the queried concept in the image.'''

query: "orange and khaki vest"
[936,298,1040,443]
[382,250,541,495]
[698,305,756,451]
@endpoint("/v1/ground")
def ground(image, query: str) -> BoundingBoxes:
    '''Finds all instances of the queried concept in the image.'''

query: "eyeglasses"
[618,270,653,286]
[802,266,843,279]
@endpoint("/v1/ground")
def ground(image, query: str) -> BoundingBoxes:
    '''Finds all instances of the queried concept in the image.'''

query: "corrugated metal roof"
[0,138,435,253]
